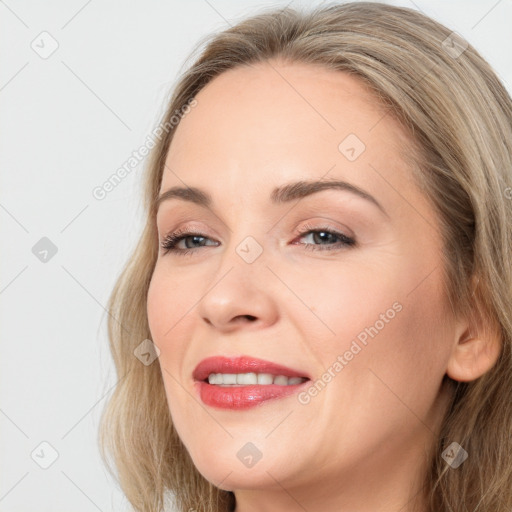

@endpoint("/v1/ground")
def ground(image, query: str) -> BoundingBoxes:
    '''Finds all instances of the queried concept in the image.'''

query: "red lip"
[192,355,312,410]
[192,355,310,382]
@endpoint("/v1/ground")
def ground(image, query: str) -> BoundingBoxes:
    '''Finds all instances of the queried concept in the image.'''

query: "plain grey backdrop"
[1,0,511,510]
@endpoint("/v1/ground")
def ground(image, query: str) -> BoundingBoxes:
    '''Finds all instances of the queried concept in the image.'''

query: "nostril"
[234,314,257,323]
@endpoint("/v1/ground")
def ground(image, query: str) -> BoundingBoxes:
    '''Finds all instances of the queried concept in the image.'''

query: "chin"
[187,447,292,491]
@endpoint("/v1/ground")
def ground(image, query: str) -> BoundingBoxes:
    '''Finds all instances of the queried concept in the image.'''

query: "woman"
[99,2,512,511]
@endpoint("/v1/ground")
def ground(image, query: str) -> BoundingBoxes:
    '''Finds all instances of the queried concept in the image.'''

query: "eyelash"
[160,223,356,257]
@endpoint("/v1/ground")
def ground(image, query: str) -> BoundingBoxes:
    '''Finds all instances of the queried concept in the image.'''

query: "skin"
[146,60,501,512]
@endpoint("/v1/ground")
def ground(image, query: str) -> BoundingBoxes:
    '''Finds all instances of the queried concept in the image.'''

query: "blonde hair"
[98,2,512,511]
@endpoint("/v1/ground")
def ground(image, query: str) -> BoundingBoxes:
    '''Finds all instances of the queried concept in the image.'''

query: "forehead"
[161,60,417,203]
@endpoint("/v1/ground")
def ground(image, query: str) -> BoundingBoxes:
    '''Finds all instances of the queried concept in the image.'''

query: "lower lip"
[195,380,310,409]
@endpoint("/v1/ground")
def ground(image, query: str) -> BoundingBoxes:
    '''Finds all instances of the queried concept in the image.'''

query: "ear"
[446,277,502,382]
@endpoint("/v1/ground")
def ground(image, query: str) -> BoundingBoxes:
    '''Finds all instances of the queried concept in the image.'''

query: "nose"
[196,252,280,333]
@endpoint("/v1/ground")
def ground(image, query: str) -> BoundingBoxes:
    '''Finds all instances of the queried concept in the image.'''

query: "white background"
[1,0,511,510]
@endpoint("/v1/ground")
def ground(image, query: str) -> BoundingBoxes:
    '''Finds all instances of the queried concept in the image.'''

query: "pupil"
[315,231,333,244]
[189,236,204,248]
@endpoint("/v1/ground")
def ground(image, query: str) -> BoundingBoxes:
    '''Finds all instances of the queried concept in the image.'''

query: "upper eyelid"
[157,210,358,232]
[158,219,353,236]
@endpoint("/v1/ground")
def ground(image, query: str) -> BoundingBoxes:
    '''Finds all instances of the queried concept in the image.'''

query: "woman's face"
[147,61,458,509]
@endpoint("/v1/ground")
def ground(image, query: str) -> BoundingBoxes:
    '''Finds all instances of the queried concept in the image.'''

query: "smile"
[207,372,308,386]
[193,355,311,409]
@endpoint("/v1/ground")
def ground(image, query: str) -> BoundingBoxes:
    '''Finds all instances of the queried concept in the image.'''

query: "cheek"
[303,249,452,391]
[146,269,193,421]
[288,258,404,364]
[147,264,194,338]
[146,270,167,343]
[328,263,452,411]
[146,266,190,370]
[302,264,453,460]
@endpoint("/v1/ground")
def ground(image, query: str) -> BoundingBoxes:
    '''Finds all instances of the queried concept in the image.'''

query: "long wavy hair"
[98,2,512,511]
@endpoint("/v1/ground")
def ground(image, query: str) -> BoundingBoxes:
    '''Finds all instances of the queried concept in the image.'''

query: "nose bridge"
[195,221,279,329]
[219,206,273,269]
[217,229,268,289]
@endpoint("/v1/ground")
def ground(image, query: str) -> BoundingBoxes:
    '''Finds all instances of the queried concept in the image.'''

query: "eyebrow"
[155,179,388,217]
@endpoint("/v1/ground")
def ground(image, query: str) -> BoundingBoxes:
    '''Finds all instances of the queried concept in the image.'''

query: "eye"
[292,222,356,252]
[160,228,218,256]
[159,223,356,257]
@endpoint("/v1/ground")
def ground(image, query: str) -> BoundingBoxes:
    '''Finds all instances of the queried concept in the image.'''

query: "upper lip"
[193,355,311,382]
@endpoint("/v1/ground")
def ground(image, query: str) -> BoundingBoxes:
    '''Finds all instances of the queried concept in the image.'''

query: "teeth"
[273,375,289,385]
[237,372,257,385]
[222,373,237,385]
[207,373,307,386]
[257,373,273,385]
